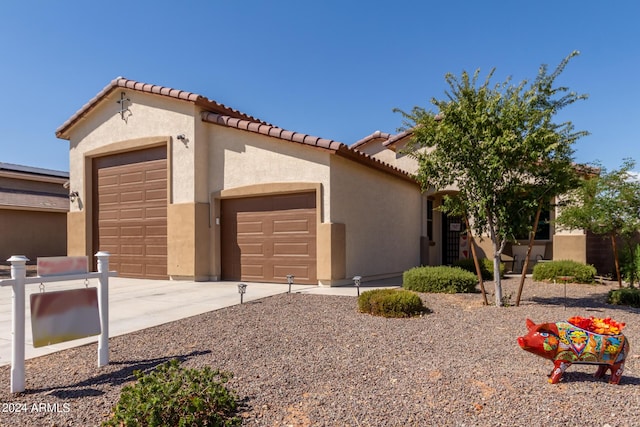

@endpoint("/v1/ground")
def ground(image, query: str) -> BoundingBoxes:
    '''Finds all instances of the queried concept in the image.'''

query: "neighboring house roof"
[57,77,417,184]
[0,162,68,180]
[0,163,69,212]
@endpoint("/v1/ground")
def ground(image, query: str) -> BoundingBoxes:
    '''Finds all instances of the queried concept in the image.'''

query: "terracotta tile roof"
[56,77,270,139]
[350,130,392,149]
[57,77,416,184]
[0,188,68,211]
[201,112,344,151]
[383,129,414,147]
[201,112,415,183]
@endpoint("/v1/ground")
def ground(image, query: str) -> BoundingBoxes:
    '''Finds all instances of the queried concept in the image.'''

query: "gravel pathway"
[0,278,638,427]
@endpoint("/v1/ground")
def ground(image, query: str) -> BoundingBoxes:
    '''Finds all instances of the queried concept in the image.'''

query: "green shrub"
[607,287,640,308]
[402,266,478,293]
[532,259,597,283]
[452,258,504,280]
[103,359,241,427]
[358,288,428,318]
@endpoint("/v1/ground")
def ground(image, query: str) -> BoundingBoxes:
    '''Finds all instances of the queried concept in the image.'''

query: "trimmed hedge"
[357,288,428,318]
[607,287,640,308]
[532,259,596,284]
[452,258,505,280]
[403,266,478,294]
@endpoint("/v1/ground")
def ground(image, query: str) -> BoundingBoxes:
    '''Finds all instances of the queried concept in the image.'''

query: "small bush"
[452,258,505,280]
[358,288,428,318]
[607,287,640,308]
[103,359,241,427]
[403,266,478,293]
[532,260,597,283]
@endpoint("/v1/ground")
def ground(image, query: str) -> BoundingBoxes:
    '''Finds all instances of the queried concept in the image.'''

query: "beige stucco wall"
[329,155,422,280]
[206,124,334,281]
[553,233,587,263]
[65,90,198,209]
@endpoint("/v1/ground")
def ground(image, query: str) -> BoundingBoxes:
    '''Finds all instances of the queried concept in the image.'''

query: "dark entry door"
[442,213,462,265]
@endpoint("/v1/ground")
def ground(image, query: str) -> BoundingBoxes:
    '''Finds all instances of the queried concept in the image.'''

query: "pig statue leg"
[594,365,607,379]
[608,362,625,385]
[548,360,571,384]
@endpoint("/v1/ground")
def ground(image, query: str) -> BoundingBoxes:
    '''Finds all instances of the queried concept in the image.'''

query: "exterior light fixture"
[176,134,188,146]
[69,191,79,203]
[286,274,294,294]
[353,276,362,296]
[237,283,247,304]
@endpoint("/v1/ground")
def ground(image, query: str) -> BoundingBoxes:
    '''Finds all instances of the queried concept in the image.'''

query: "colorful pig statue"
[517,318,629,384]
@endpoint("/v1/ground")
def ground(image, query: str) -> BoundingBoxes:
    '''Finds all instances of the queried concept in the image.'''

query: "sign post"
[9,255,28,394]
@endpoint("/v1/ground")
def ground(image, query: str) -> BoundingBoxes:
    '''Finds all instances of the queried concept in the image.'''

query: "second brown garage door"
[221,192,317,284]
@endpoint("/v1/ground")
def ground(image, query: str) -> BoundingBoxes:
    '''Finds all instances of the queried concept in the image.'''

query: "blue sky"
[1,0,638,173]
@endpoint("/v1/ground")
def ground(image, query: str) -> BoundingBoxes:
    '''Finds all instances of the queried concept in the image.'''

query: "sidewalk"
[0,276,400,366]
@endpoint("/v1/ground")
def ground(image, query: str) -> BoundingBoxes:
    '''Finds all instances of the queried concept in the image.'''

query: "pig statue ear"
[525,318,536,330]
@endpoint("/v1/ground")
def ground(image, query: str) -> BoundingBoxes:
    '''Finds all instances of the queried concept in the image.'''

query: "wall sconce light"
[353,275,362,296]
[69,191,79,203]
[237,283,247,304]
[286,274,294,294]
[176,134,188,146]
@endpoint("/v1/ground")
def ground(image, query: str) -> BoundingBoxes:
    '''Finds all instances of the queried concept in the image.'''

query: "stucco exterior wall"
[206,124,334,281]
[0,210,67,262]
[65,91,197,209]
[329,155,422,280]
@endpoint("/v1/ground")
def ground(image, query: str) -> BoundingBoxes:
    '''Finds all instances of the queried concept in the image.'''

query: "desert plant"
[358,288,428,318]
[403,266,478,293]
[531,260,597,284]
[103,359,241,427]
[607,287,640,308]
[452,258,505,280]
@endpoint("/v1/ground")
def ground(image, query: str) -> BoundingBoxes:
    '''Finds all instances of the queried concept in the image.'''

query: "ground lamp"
[353,276,362,296]
[286,274,294,294]
[237,283,247,304]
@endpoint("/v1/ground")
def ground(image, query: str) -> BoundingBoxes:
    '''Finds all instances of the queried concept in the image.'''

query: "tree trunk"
[611,234,622,288]
[487,211,503,306]
[465,216,488,305]
[516,203,542,306]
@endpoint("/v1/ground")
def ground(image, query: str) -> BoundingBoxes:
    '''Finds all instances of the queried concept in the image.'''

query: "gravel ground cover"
[0,277,639,427]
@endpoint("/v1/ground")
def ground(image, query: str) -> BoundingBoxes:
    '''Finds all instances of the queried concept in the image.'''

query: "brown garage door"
[221,192,317,284]
[93,147,168,279]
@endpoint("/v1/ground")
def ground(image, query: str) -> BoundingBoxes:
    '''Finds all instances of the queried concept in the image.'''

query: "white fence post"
[9,255,29,393]
[96,251,110,367]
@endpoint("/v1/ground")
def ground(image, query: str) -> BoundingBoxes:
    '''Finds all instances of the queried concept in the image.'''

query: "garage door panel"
[145,206,167,219]
[222,192,317,284]
[94,147,167,279]
[273,242,311,256]
[273,218,311,234]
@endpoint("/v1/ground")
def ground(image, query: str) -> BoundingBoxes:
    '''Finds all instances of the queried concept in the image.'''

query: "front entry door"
[442,213,463,265]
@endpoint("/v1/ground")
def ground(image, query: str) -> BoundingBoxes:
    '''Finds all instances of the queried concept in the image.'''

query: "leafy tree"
[396,52,587,306]
[555,158,640,287]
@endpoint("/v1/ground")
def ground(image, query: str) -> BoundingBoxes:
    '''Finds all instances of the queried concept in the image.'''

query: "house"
[0,163,68,263]
[56,78,428,285]
[350,130,615,274]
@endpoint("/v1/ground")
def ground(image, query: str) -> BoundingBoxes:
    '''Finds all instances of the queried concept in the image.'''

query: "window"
[516,206,551,240]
